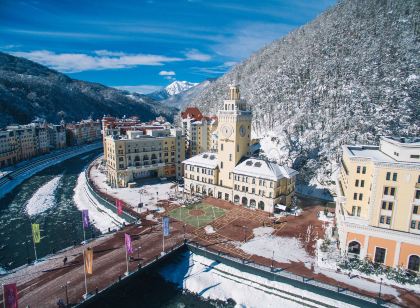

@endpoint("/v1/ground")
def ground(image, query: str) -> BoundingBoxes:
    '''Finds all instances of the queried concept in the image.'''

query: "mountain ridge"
[0,52,175,127]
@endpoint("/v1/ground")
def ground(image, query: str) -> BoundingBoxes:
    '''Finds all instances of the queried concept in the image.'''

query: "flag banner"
[125,233,133,254]
[82,209,90,229]
[32,223,41,244]
[84,248,93,274]
[163,216,170,236]
[3,283,18,308]
[116,199,123,215]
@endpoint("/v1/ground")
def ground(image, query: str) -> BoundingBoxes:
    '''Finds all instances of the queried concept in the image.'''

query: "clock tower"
[217,85,252,188]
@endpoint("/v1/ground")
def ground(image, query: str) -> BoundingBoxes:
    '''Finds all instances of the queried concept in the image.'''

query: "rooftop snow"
[233,158,298,181]
[345,146,395,162]
[182,152,219,169]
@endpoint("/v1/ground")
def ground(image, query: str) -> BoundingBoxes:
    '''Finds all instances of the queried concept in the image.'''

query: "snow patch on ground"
[204,225,215,234]
[73,171,126,233]
[25,175,62,216]
[161,252,358,308]
[240,228,313,266]
[90,161,177,212]
[146,214,158,222]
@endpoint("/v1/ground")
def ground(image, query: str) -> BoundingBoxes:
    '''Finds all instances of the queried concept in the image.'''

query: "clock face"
[239,125,246,137]
[221,124,233,138]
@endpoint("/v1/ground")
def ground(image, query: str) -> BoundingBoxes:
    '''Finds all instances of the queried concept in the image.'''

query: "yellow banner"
[84,248,93,274]
[32,224,41,244]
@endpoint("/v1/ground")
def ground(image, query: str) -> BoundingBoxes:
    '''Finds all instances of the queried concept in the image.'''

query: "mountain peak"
[165,81,198,96]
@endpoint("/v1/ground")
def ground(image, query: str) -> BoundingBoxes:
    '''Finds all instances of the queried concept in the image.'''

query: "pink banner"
[116,199,123,215]
[125,233,133,254]
[3,283,18,308]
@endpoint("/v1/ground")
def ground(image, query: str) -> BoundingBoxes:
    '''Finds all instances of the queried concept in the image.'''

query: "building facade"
[66,119,102,146]
[336,136,420,271]
[183,86,298,213]
[181,107,218,157]
[105,128,185,187]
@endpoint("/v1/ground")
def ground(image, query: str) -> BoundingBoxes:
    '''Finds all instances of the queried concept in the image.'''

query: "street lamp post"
[243,226,247,243]
[378,277,383,300]
[61,281,70,306]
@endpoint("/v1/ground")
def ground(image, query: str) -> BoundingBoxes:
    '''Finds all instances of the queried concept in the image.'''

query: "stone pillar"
[362,235,370,260]
[393,241,401,267]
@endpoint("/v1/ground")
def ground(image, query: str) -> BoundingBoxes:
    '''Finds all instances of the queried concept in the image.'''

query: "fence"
[187,242,385,307]
[84,158,137,224]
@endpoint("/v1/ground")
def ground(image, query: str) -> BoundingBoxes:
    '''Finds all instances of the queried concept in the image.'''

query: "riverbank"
[0,142,103,199]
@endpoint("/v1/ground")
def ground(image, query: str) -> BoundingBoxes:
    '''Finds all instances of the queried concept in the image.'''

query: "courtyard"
[169,202,226,228]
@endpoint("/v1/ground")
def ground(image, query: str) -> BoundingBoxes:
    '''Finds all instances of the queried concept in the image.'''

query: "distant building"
[181,107,218,157]
[336,136,420,271]
[66,119,102,146]
[183,86,298,213]
[105,128,185,187]
[47,123,67,149]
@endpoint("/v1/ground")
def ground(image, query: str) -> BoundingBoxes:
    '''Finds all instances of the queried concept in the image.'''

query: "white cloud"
[113,85,162,94]
[213,23,293,60]
[158,70,176,76]
[11,50,183,73]
[184,49,212,61]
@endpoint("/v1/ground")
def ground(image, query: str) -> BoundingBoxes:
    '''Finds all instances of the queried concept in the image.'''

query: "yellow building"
[105,128,185,187]
[336,136,420,271]
[183,85,298,213]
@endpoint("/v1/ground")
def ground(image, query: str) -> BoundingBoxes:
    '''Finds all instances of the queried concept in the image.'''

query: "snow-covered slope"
[148,81,198,101]
[190,0,419,185]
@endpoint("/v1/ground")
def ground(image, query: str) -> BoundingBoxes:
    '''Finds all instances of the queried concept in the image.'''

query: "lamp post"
[378,277,383,300]
[61,281,70,306]
[242,226,247,243]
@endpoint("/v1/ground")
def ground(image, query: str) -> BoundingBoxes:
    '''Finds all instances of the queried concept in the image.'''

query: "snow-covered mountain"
[161,79,216,109]
[148,81,198,101]
[0,52,176,127]
[189,0,419,185]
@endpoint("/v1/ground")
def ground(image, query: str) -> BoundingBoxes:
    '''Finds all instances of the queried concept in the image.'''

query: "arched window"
[408,255,420,272]
[348,241,361,256]
[234,195,240,203]
[208,188,213,197]
[258,201,264,210]
[250,199,256,208]
[241,197,248,206]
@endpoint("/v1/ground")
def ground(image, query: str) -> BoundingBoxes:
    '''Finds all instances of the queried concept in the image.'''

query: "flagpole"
[162,226,165,254]
[125,243,129,276]
[32,235,38,262]
[83,249,88,299]
[82,214,86,243]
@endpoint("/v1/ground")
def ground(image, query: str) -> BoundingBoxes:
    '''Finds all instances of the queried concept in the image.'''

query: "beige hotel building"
[183,86,298,213]
[105,128,185,188]
[336,136,420,271]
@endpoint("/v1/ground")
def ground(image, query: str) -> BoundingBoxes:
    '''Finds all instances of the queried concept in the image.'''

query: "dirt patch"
[189,209,205,217]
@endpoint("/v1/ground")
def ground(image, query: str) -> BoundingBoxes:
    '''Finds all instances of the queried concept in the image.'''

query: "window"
[229,154,232,161]
[386,216,391,225]
[388,202,393,211]
[411,220,416,229]
[382,201,387,210]
[411,155,420,159]
[352,206,356,216]
[357,207,361,217]
[416,190,420,199]
[355,180,359,187]
[221,144,223,151]
[380,216,385,224]
[390,187,395,196]
[359,193,363,201]
[418,222,420,230]
[374,247,386,264]
[414,206,419,214]
[394,152,399,157]
[356,166,361,173]
[236,144,239,152]
[386,172,391,180]
[353,193,357,200]
[220,162,223,169]
[392,173,397,181]
[361,180,365,187]
[362,166,366,174]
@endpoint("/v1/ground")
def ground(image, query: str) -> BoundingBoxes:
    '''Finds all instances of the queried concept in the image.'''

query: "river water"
[0,150,102,271]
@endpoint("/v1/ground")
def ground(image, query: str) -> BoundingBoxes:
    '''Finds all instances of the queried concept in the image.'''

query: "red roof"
[181,107,203,120]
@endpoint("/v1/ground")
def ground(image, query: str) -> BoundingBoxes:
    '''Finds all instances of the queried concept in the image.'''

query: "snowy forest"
[190,0,419,185]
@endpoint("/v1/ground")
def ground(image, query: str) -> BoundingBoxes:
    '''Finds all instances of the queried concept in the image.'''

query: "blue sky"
[0,0,335,93]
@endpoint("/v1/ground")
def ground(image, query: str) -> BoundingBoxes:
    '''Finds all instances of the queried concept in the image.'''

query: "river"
[0,150,102,271]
